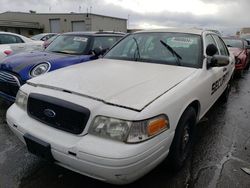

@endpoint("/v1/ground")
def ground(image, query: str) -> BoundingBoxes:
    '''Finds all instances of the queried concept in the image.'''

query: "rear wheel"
[168,107,196,171]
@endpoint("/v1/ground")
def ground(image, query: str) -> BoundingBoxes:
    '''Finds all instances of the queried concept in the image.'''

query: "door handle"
[223,67,227,72]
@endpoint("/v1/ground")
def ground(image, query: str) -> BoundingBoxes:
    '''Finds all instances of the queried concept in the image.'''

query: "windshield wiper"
[50,50,69,54]
[160,40,182,66]
[133,37,141,61]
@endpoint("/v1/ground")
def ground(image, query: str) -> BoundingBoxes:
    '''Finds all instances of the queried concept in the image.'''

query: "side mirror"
[93,47,102,57]
[92,47,108,57]
[208,55,230,68]
[206,44,218,56]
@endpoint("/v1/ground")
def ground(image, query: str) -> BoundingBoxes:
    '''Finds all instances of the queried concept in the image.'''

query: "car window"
[223,38,243,49]
[41,36,48,41]
[45,35,90,55]
[213,35,229,56]
[42,34,56,41]
[92,36,121,50]
[243,40,248,47]
[31,34,44,40]
[205,34,219,55]
[105,32,202,68]
[0,34,23,44]
[46,35,58,43]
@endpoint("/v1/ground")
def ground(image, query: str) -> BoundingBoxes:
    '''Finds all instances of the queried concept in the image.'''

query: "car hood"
[228,47,243,57]
[28,59,197,111]
[0,51,85,73]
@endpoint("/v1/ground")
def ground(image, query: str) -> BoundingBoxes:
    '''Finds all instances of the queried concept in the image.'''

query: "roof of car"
[135,28,212,35]
[33,33,57,36]
[63,31,126,36]
[0,31,25,36]
[222,36,243,40]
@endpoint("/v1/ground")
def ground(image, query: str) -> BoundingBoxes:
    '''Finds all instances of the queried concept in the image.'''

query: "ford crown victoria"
[7,29,234,184]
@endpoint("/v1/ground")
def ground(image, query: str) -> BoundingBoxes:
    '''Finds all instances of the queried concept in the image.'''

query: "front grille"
[0,71,21,97]
[0,71,20,86]
[27,93,90,134]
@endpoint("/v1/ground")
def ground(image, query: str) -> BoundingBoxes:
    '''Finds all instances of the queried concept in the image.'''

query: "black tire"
[168,107,197,171]
[219,81,231,103]
[235,69,243,78]
[244,61,250,70]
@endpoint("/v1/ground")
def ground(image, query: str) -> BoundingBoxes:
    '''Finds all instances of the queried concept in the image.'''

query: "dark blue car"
[0,31,124,102]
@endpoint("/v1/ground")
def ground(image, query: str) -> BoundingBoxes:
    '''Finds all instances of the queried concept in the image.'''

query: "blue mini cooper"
[0,31,124,102]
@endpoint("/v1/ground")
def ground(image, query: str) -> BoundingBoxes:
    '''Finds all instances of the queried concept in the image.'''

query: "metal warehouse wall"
[0,12,127,36]
[90,14,127,32]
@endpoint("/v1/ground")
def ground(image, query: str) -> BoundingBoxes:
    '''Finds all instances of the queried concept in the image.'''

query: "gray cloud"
[0,0,249,35]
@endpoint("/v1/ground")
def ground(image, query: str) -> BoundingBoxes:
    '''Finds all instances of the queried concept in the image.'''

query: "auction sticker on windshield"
[167,37,196,47]
[73,37,88,42]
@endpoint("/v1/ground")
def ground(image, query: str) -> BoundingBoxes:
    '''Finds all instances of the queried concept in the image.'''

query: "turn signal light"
[147,118,169,136]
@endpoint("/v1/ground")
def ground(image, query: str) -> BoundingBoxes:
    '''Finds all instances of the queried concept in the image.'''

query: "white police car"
[7,29,234,184]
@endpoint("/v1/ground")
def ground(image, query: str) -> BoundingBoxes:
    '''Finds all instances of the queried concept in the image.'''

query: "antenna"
[90,6,92,14]
[128,14,130,29]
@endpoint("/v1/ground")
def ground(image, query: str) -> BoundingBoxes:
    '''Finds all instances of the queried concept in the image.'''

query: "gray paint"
[49,19,61,33]
[72,21,86,31]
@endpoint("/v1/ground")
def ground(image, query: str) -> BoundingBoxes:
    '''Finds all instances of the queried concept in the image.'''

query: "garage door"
[50,19,61,33]
[72,21,86,31]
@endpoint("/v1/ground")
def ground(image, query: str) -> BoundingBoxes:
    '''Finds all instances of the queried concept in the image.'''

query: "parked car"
[0,31,125,102]
[31,33,57,41]
[240,34,250,44]
[43,34,59,49]
[223,37,250,74]
[0,44,12,60]
[0,31,43,61]
[7,29,234,185]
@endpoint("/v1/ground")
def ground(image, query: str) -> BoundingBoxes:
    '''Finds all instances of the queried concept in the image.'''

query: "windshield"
[223,38,243,48]
[46,35,58,43]
[104,32,201,68]
[241,35,250,39]
[31,34,45,40]
[45,35,90,55]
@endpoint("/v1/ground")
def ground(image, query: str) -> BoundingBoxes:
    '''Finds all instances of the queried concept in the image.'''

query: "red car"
[223,37,250,74]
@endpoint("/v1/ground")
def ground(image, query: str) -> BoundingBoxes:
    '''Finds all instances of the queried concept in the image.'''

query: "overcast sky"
[0,0,249,35]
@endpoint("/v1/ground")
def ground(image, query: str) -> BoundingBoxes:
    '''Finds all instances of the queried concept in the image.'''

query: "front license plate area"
[24,134,54,161]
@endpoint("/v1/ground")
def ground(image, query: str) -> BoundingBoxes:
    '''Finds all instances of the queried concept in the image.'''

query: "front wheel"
[219,80,231,103]
[168,107,197,171]
[244,61,250,70]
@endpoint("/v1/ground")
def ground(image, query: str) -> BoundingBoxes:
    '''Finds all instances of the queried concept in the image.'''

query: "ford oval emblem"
[44,109,56,118]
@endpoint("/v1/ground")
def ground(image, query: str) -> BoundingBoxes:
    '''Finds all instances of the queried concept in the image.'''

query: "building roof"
[1,11,127,21]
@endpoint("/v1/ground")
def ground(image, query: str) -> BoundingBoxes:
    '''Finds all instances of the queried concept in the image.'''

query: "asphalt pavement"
[0,71,250,188]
